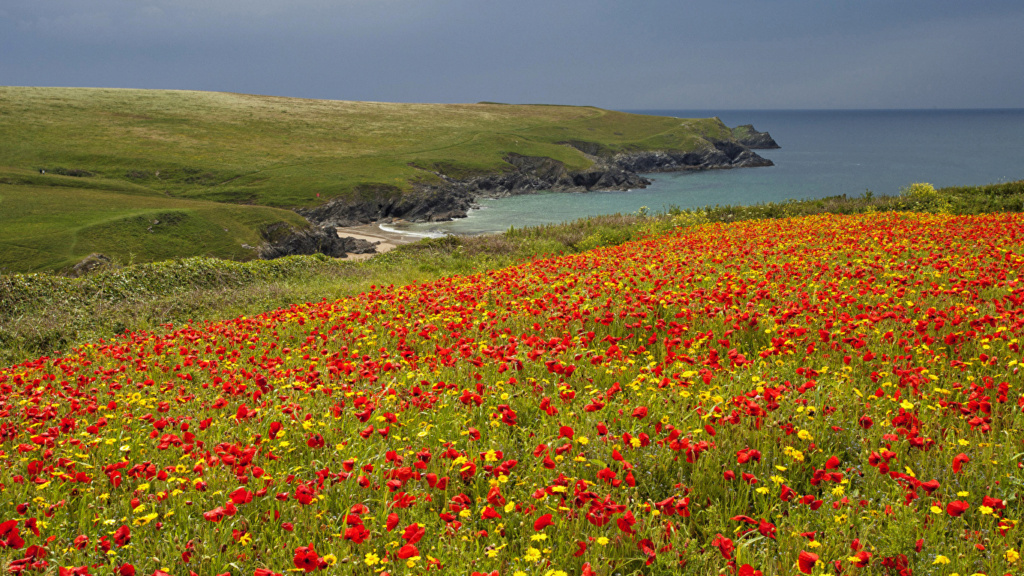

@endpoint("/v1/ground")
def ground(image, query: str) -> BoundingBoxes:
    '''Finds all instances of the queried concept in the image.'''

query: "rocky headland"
[732,124,780,149]
[297,139,775,229]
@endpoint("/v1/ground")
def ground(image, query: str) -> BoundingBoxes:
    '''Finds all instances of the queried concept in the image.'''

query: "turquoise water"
[390,109,1024,237]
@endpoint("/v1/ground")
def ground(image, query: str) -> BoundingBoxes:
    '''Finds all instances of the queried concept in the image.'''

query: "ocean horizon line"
[623,107,1024,113]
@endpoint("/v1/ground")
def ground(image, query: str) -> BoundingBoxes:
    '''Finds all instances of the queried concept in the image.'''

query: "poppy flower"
[293,545,319,572]
[952,453,970,473]
[397,544,419,559]
[534,514,554,531]
[947,500,970,517]
[113,525,131,547]
[798,551,819,574]
[711,534,734,560]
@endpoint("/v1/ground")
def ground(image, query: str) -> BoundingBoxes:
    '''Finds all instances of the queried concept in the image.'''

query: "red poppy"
[798,551,819,574]
[113,525,131,547]
[533,514,554,531]
[397,544,419,559]
[952,453,970,473]
[946,500,970,517]
[293,544,319,572]
[711,534,734,560]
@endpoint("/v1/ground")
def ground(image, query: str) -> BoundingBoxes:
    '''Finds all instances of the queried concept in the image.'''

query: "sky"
[2,0,1023,110]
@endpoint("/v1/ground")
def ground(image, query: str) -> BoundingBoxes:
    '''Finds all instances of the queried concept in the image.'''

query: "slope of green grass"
[0,181,307,272]
[0,87,744,272]
[0,87,730,207]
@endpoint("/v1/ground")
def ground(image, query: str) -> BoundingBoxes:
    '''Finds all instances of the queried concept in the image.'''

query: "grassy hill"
[0,87,739,272]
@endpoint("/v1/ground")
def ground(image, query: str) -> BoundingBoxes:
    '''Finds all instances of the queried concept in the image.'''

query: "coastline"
[335,223,427,261]
[300,143,775,231]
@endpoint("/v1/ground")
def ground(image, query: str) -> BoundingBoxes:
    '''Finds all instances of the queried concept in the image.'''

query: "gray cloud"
[2,0,1022,108]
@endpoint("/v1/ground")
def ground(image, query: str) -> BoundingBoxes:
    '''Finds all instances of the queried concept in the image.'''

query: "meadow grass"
[0,182,307,272]
[0,87,738,272]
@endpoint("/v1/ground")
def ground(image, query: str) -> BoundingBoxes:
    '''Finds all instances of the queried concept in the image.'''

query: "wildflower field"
[2,212,1023,576]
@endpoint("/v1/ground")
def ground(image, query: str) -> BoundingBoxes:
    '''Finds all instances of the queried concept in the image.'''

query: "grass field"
[0,183,307,272]
[0,87,738,272]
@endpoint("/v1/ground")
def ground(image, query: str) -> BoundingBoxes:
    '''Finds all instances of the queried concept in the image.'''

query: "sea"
[387,109,1024,237]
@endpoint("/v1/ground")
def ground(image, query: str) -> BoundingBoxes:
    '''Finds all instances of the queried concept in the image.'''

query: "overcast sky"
[2,0,1022,109]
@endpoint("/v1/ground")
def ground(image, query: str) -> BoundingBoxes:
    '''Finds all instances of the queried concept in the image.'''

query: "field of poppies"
[2,211,1023,576]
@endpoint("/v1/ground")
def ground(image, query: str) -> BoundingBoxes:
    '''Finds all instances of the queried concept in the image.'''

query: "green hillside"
[0,87,736,272]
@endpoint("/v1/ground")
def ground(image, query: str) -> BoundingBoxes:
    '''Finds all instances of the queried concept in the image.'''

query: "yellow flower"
[596,537,609,546]
[978,506,993,515]
[783,446,805,462]
[933,555,950,565]
[322,554,337,566]
[133,512,158,526]
[1006,549,1020,564]
[524,547,542,562]
[364,552,380,566]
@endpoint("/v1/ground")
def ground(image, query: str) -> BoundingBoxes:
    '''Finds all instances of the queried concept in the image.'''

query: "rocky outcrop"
[258,225,378,260]
[461,153,650,198]
[731,125,780,149]
[298,186,477,228]
[69,253,113,277]
[299,138,774,227]
[610,141,773,173]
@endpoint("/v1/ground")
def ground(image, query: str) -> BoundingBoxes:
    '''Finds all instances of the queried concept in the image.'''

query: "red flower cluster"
[1,212,1023,575]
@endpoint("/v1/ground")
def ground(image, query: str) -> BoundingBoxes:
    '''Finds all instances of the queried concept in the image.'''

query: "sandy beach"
[335,223,423,261]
